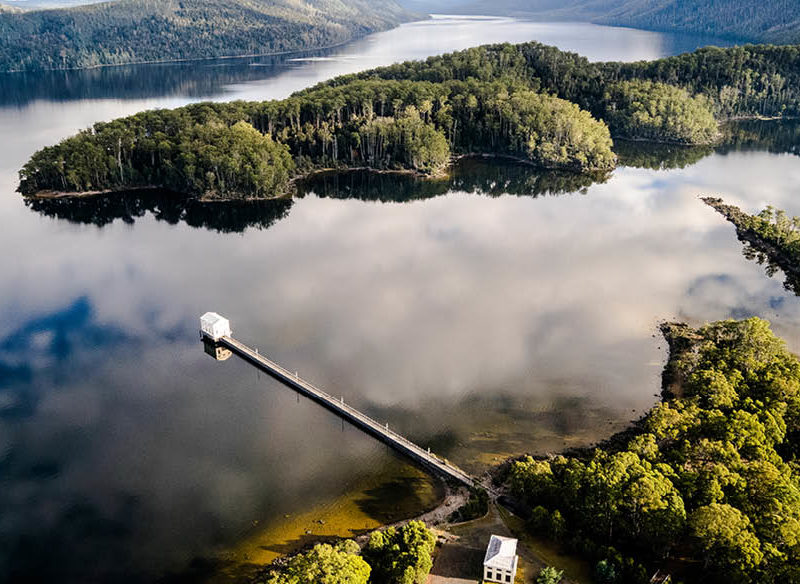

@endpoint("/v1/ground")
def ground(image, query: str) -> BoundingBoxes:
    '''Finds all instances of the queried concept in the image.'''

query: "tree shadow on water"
[255,533,342,557]
[353,475,439,526]
[25,190,293,233]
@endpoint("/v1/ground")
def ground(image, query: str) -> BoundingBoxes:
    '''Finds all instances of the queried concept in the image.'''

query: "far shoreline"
[0,14,434,75]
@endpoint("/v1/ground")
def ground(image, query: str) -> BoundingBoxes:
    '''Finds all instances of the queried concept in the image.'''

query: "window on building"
[505,574,511,583]
[486,570,492,580]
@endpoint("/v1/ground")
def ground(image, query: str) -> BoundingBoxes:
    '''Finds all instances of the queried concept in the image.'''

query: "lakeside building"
[483,535,519,583]
[200,312,232,341]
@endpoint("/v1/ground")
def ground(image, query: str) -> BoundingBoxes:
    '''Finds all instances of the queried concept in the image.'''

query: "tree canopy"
[261,540,370,584]
[510,318,800,583]
[704,198,800,295]
[603,81,719,145]
[22,40,800,199]
[259,522,437,584]
[18,76,616,199]
[362,521,437,584]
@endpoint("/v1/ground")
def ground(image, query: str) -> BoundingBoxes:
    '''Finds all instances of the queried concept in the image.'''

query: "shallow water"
[0,14,788,584]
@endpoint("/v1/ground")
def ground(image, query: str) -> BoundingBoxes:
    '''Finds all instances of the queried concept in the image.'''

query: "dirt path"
[427,503,591,584]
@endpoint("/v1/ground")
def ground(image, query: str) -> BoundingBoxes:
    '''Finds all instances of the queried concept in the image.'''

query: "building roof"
[201,312,227,327]
[483,535,518,571]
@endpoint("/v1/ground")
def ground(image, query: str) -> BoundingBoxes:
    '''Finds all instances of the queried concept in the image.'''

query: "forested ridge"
[20,40,800,200]
[510,318,800,584]
[0,0,414,72]
[326,41,800,121]
[400,0,800,44]
[597,0,800,44]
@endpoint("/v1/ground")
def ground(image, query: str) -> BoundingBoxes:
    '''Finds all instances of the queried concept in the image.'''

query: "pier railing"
[217,334,476,489]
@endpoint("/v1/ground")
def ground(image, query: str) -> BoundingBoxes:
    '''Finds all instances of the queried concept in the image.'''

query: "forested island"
[17,77,618,199]
[18,41,800,200]
[0,0,414,72]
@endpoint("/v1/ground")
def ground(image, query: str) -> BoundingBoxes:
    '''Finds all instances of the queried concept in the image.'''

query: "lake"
[1,14,794,584]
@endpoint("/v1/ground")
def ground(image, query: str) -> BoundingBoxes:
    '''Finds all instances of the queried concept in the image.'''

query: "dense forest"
[17,76,616,199]
[25,117,800,228]
[329,42,800,121]
[398,0,800,44]
[258,521,436,584]
[21,40,800,199]
[509,318,800,584]
[0,0,414,72]
[596,0,800,44]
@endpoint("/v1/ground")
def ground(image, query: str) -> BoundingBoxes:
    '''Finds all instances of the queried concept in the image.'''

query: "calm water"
[0,14,789,584]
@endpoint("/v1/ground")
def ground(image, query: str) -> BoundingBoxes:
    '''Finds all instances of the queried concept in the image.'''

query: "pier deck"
[215,334,476,489]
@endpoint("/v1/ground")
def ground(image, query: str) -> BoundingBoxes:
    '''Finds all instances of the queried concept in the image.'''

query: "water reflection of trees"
[449,159,607,197]
[25,120,800,233]
[741,240,800,296]
[27,160,607,231]
[300,158,607,203]
[616,119,800,171]
[614,140,714,170]
[0,51,332,107]
[26,190,293,233]
[718,119,800,157]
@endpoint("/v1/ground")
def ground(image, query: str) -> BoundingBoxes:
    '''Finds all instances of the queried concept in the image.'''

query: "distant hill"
[399,0,800,44]
[0,0,416,72]
[2,0,111,8]
[597,0,800,43]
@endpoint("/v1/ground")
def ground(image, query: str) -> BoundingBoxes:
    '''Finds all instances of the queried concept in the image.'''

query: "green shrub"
[537,566,564,584]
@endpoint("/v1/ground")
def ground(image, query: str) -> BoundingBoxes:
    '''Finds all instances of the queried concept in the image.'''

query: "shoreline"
[20,152,613,202]
[257,321,689,576]
[255,321,697,572]
[702,196,800,290]
[24,118,799,203]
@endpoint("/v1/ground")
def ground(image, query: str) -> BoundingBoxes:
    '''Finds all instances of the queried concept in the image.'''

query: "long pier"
[201,318,476,489]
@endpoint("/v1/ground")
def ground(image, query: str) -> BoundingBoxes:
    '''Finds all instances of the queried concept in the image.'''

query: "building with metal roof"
[483,534,518,583]
[200,312,232,341]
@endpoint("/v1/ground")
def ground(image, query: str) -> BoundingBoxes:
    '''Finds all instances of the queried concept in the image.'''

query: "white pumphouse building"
[483,534,519,583]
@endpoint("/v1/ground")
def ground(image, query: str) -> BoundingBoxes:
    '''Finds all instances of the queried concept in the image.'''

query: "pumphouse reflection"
[202,338,232,361]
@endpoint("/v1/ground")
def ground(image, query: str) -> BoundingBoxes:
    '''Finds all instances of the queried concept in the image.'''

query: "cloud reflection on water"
[0,16,789,583]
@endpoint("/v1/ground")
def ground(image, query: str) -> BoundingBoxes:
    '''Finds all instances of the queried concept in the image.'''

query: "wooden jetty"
[201,313,476,489]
